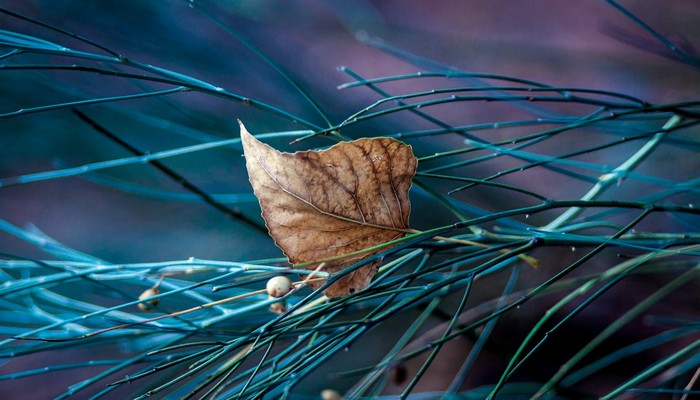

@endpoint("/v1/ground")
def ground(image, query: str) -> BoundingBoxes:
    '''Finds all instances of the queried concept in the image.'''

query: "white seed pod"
[266,276,292,298]
[320,389,342,400]
[138,287,160,311]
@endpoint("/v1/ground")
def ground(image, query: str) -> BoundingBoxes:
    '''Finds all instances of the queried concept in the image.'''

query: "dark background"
[1,1,699,398]
[2,0,699,262]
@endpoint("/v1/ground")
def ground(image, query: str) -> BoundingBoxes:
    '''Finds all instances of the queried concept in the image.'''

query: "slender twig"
[73,109,267,233]
[541,114,683,231]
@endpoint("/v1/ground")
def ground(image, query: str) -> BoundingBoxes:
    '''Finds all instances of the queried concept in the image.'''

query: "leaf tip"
[238,119,252,140]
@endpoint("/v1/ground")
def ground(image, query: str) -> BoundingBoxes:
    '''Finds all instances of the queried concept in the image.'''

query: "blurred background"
[2,0,699,261]
[1,1,699,398]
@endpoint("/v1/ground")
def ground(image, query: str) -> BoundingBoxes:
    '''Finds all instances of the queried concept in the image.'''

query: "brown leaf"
[239,121,417,297]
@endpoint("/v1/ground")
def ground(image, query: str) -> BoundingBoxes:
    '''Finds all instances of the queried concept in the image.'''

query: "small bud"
[138,287,160,311]
[266,276,292,298]
[268,296,286,314]
[320,389,342,400]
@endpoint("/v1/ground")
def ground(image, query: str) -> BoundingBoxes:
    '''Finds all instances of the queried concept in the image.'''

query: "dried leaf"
[240,121,417,297]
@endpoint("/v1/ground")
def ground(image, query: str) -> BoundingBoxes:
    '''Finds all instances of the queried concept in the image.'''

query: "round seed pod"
[320,389,342,400]
[138,287,160,311]
[266,276,292,298]
[268,296,286,314]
